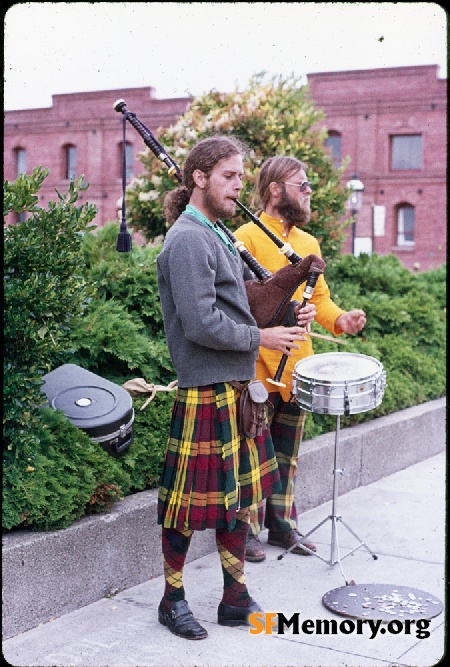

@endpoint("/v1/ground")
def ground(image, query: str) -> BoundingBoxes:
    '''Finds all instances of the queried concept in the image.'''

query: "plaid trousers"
[248,392,307,535]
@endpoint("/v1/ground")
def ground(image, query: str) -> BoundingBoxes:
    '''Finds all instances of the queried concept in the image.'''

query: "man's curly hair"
[164,135,246,226]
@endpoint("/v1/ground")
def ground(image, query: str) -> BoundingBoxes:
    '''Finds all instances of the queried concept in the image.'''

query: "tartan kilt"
[157,383,281,532]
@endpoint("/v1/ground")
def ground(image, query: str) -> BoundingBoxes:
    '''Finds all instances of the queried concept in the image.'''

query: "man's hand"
[259,326,307,355]
[294,302,316,332]
[335,310,366,334]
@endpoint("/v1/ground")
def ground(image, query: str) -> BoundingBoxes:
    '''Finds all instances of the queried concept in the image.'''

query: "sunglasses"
[281,180,313,192]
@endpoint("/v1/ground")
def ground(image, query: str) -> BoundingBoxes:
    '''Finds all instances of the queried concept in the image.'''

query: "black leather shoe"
[158,599,208,640]
[268,529,317,555]
[218,597,262,627]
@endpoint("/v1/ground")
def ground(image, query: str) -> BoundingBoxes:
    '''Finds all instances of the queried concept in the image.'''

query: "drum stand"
[278,415,377,584]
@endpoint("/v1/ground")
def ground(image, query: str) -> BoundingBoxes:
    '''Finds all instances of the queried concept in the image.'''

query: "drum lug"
[344,386,350,417]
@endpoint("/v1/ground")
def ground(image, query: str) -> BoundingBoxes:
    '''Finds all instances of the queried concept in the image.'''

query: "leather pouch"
[232,380,269,439]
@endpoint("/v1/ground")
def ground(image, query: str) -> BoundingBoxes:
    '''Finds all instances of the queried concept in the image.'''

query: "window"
[397,205,415,246]
[119,142,134,179]
[325,132,342,167]
[391,135,422,170]
[15,148,27,177]
[125,143,134,179]
[65,145,77,179]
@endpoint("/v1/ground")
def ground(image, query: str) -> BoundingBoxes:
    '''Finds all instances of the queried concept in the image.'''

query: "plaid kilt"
[249,393,307,534]
[158,383,281,532]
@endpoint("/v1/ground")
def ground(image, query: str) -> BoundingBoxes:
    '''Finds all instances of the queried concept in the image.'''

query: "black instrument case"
[41,364,134,457]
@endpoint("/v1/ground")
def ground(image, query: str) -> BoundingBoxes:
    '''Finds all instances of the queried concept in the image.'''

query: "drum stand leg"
[278,415,377,583]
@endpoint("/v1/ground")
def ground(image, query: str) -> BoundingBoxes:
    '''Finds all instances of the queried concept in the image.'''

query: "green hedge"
[3,173,446,532]
[302,254,446,438]
[4,169,97,461]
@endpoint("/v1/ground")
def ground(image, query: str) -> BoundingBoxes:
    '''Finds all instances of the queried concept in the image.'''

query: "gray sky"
[4,2,447,111]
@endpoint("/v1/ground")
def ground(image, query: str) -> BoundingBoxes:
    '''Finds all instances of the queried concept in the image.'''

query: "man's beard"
[203,183,236,221]
[276,188,311,227]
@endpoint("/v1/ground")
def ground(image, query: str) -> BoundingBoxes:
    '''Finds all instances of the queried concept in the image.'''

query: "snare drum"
[292,352,386,416]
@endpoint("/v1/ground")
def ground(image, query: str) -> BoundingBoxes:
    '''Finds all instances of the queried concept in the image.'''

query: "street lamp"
[346,173,364,256]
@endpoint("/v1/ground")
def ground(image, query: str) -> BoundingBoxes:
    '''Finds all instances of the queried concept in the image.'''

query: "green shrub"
[65,222,174,384]
[4,168,97,462]
[3,171,134,533]
[114,392,175,491]
[60,223,178,495]
[2,408,131,531]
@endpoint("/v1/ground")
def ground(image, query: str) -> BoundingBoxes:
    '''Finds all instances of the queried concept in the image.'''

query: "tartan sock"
[161,527,193,606]
[216,510,251,607]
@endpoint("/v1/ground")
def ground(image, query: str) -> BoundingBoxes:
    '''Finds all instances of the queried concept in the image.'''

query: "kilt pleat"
[158,383,281,531]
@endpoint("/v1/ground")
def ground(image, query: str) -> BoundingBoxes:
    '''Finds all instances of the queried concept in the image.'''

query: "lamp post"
[346,173,364,256]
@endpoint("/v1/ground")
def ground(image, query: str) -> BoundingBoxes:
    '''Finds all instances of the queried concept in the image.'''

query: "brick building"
[307,65,447,270]
[4,65,447,270]
[4,87,191,228]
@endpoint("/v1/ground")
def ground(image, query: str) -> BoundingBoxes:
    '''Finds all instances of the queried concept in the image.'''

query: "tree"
[125,73,351,261]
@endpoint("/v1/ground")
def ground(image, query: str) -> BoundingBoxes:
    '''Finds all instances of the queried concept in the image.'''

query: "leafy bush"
[115,392,175,492]
[4,168,97,461]
[64,222,174,384]
[2,408,131,531]
[125,73,351,262]
[61,223,178,495]
[302,253,446,439]
[3,171,137,531]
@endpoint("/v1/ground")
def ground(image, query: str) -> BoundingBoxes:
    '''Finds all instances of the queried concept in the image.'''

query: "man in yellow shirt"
[234,155,366,562]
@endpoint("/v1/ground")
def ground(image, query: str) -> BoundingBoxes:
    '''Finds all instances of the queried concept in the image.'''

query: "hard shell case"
[41,364,134,457]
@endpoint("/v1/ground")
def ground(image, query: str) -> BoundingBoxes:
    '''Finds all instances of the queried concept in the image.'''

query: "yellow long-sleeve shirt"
[235,212,346,401]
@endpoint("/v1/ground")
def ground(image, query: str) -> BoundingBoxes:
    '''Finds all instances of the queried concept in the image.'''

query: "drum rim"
[293,352,383,384]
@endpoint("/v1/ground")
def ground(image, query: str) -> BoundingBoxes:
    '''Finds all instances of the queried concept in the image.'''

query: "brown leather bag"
[230,380,269,439]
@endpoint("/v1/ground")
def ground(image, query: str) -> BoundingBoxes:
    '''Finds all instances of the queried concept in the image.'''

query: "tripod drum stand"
[280,352,386,578]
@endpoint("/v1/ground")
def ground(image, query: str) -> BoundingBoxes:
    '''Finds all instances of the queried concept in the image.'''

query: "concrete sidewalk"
[3,451,446,667]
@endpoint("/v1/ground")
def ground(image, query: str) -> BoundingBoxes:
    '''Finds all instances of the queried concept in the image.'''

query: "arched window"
[397,204,415,246]
[64,144,77,179]
[325,131,342,167]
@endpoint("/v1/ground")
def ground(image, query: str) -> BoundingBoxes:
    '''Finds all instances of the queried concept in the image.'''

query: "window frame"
[15,147,27,177]
[64,144,77,180]
[390,134,422,171]
[396,204,415,247]
[325,131,342,168]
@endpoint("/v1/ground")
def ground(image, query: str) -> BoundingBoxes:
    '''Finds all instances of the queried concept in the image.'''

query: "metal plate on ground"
[322,584,443,621]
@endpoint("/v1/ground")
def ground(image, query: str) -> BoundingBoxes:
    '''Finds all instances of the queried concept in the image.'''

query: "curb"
[2,397,446,640]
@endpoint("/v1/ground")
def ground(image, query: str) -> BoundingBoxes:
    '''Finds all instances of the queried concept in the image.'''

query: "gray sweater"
[157,213,261,387]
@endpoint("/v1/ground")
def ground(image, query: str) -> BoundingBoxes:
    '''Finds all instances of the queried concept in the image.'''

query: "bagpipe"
[113,99,341,386]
